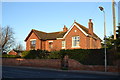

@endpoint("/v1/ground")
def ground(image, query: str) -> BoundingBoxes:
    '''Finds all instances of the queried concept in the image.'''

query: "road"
[2,66,120,80]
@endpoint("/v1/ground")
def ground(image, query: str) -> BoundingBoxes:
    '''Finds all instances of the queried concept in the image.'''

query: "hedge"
[58,49,120,65]
[2,54,21,58]
[48,51,60,59]
[21,50,49,59]
[20,49,120,65]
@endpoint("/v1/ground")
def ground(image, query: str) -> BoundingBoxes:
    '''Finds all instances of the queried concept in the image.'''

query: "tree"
[1,26,14,52]
[115,24,120,51]
[105,35,114,48]
[0,26,2,55]
[14,43,24,51]
[105,24,120,52]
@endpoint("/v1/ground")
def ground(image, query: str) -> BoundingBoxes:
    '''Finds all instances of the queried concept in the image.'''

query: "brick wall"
[2,58,61,69]
[65,25,87,49]
[2,58,119,72]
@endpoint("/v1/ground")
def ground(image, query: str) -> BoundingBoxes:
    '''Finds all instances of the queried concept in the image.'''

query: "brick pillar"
[61,55,69,69]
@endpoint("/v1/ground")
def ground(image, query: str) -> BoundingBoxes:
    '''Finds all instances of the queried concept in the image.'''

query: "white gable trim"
[63,22,88,38]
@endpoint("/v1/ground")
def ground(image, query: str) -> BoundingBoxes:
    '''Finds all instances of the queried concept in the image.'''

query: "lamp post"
[99,6,107,72]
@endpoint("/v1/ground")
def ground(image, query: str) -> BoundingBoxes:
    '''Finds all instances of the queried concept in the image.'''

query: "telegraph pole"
[112,0,116,40]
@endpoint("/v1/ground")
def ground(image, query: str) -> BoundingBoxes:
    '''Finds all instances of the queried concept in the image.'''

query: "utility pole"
[112,0,116,40]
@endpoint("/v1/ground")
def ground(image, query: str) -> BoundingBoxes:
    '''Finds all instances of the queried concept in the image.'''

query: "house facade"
[8,49,23,56]
[25,19,102,51]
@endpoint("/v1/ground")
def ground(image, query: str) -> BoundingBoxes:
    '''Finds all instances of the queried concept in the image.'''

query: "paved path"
[2,66,120,80]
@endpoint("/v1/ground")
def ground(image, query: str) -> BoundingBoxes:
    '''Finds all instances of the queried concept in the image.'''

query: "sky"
[2,1,119,50]
[118,1,120,24]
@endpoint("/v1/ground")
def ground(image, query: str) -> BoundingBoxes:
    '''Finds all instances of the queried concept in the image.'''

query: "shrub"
[21,51,29,58]
[2,54,21,58]
[48,51,60,59]
[59,49,105,65]
[58,49,120,65]
[21,50,49,59]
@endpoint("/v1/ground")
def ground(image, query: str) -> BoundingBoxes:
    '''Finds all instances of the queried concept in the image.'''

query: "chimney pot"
[63,25,68,32]
[89,19,92,22]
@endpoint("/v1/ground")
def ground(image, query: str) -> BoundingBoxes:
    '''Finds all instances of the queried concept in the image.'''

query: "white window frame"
[72,36,80,48]
[30,39,36,41]
[30,39,36,50]
[62,41,66,49]
[49,42,53,49]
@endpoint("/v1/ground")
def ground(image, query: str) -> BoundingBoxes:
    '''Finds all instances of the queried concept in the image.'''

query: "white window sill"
[71,46,80,48]
[62,47,65,49]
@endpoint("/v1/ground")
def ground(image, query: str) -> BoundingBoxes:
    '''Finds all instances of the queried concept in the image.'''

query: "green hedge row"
[21,50,49,59]
[20,49,120,65]
[2,54,21,58]
[59,49,120,65]
[59,49,104,65]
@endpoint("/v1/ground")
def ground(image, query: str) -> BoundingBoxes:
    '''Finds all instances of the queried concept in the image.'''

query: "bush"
[21,51,29,58]
[2,54,21,58]
[59,49,105,65]
[58,49,120,65]
[107,52,120,65]
[21,49,120,65]
[48,51,60,59]
[21,50,49,59]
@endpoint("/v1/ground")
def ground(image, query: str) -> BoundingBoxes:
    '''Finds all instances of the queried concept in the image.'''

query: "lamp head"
[99,6,104,11]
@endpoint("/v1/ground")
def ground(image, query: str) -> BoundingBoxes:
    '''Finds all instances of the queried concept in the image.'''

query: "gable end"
[63,22,88,39]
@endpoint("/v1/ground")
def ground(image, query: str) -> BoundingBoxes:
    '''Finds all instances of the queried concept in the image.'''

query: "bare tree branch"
[0,26,2,54]
[14,43,24,51]
[2,26,14,52]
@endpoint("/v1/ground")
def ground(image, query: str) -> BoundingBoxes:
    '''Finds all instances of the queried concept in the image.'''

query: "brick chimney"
[88,19,93,35]
[63,25,68,32]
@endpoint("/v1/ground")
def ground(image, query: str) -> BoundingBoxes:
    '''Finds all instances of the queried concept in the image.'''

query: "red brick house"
[8,50,18,55]
[25,19,102,51]
[8,49,23,56]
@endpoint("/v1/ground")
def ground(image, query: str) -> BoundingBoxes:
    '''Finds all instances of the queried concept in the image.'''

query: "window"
[49,42,53,49]
[62,41,66,49]
[72,36,80,47]
[30,40,36,50]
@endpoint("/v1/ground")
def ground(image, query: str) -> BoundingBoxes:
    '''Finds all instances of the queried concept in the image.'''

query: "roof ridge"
[75,22,88,30]
[47,31,63,34]
[32,29,64,34]
[32,29,47,33]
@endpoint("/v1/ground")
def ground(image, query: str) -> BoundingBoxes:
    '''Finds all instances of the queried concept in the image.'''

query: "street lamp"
[99,6,107,72]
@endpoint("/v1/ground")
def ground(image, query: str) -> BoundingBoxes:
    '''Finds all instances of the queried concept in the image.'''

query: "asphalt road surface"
[2,66,120,80]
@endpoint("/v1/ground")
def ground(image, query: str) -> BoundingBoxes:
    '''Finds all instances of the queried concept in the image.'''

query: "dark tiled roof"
[75,22,88,33]
[25,22,101,41]
[75,22,101,40]
[46,32,66,40]
[29,29,67,40]
[33,29,47,40]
